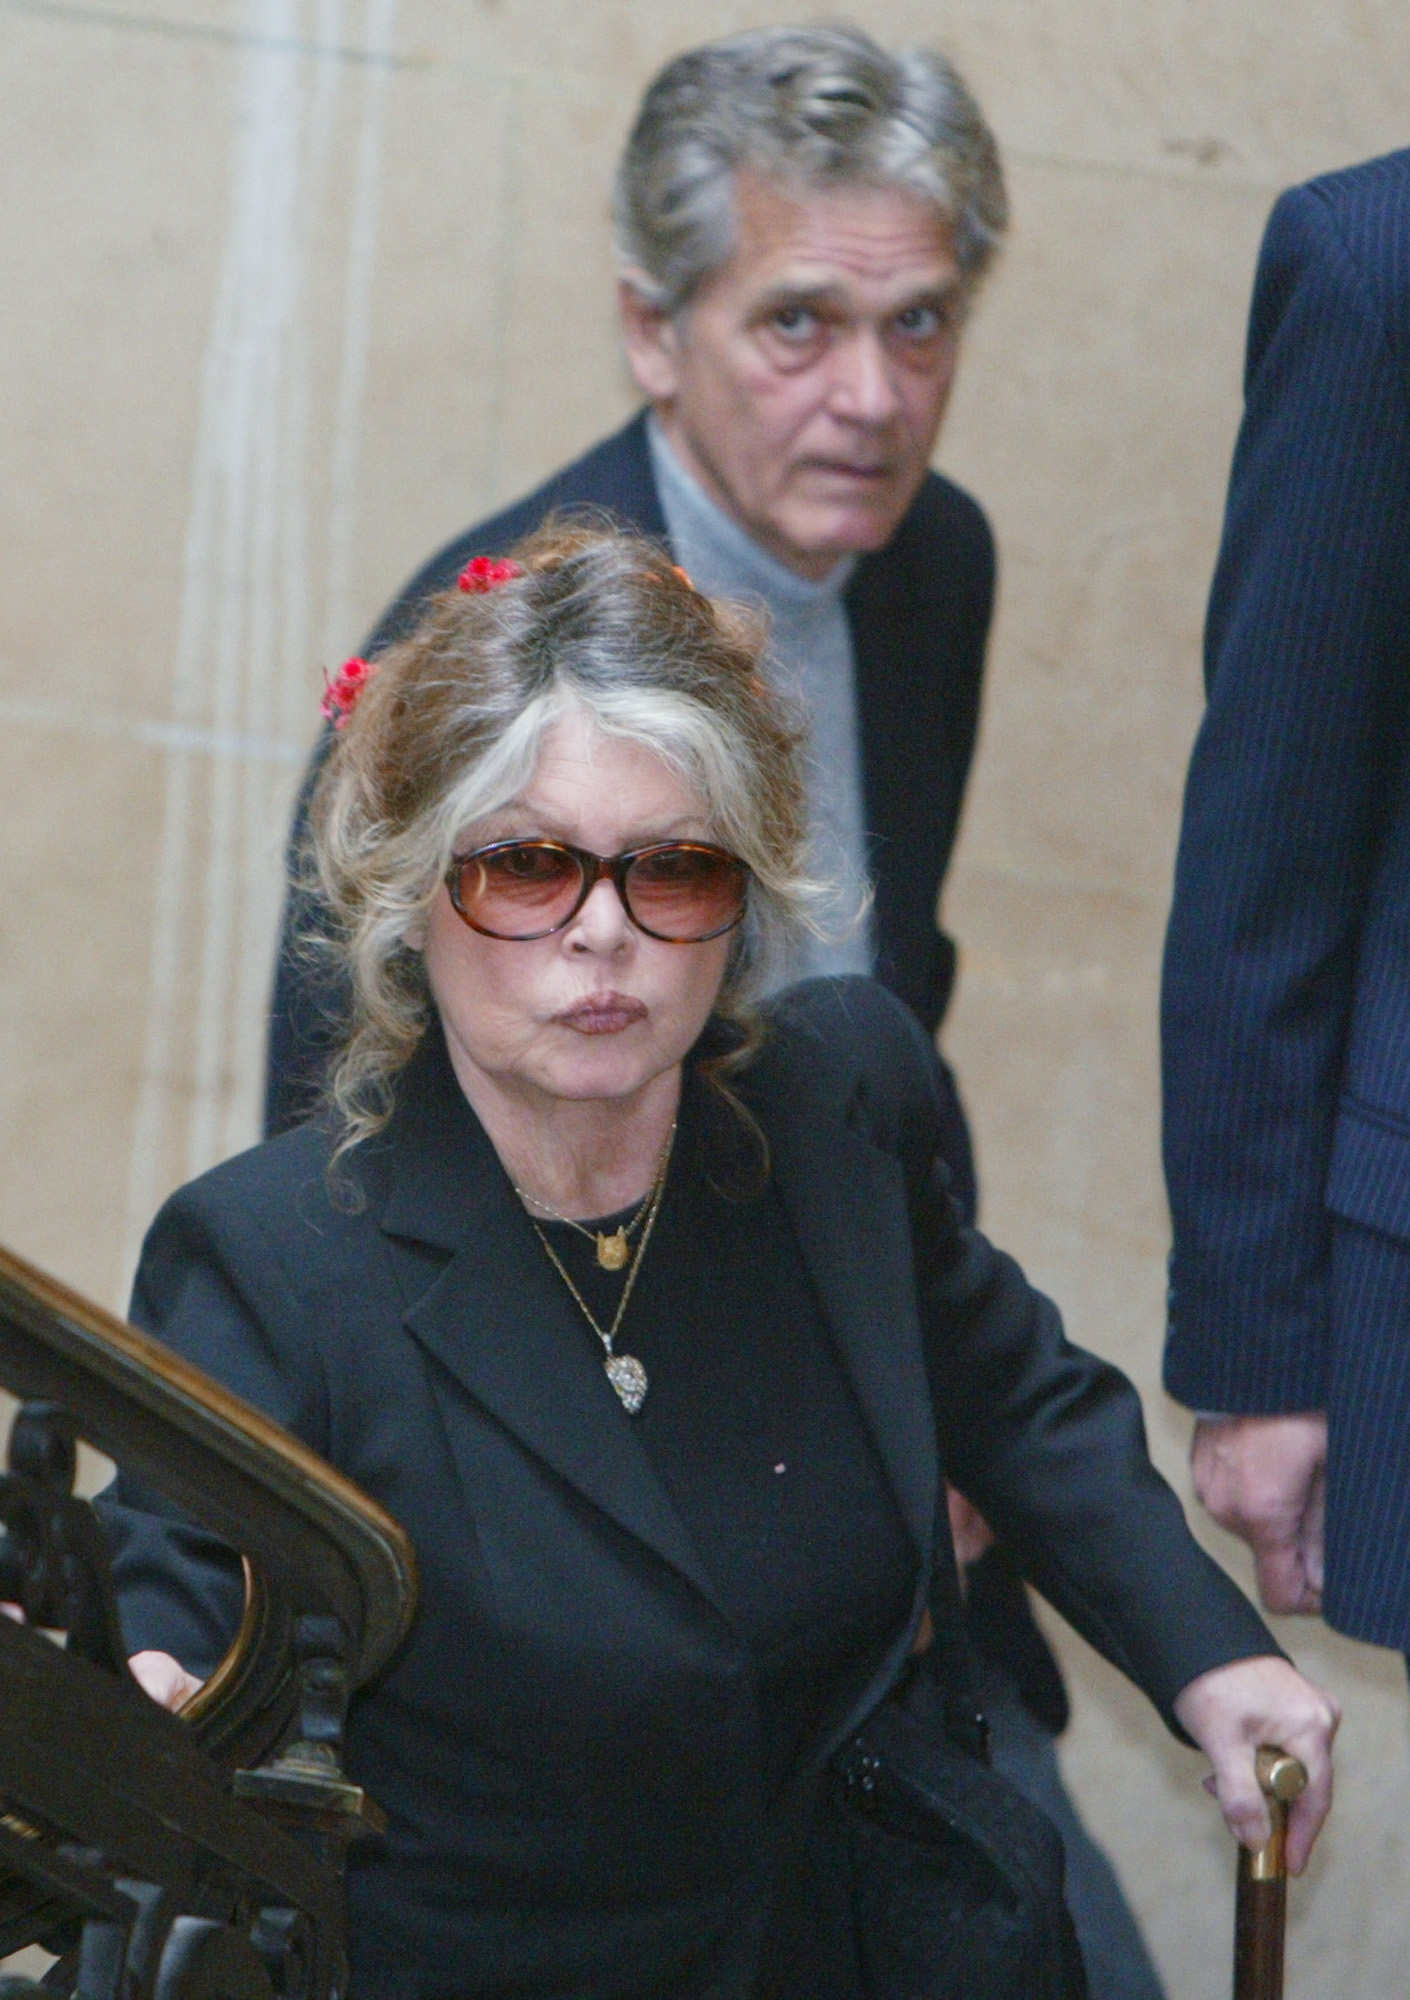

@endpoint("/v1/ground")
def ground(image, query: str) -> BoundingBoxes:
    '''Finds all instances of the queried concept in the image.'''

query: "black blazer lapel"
[377,1033,731,1620]
[743,1019,939,1564]
[845,473,993,1035]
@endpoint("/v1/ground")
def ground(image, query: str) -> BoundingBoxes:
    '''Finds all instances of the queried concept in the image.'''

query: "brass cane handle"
[1234,1746,1308,2000]
[1247,1747,1307,1882]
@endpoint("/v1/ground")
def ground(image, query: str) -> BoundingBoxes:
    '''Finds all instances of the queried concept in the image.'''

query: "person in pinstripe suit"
[1162,148,1410,1653]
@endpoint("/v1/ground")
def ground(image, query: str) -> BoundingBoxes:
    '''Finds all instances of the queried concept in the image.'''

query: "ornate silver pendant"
[605,1352,648,1414]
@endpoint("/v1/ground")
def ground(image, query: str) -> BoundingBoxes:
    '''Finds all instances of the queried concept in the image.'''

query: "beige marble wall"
[1,2,1407,1991]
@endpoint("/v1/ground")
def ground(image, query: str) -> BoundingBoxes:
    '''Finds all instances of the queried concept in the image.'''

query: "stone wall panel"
[1,5,1405,1989]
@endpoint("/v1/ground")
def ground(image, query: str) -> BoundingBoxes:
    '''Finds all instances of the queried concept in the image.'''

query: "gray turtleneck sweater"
[647,416,874,983]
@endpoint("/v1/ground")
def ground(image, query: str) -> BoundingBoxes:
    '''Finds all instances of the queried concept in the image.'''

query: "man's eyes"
[770,305,819,340]
[764,302,958,346]
[894,304,952,339]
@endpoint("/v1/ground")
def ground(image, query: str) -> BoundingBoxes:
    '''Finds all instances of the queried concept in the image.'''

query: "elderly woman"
[104,528,1336,2000]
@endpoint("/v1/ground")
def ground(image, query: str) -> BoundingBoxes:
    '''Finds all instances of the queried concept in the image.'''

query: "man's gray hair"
[613,23,1008,315]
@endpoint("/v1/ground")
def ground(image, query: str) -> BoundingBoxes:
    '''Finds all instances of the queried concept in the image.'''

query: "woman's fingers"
[1172,1654,1340,1873]
[10,1626,207,1719]
[945,1484,995,1568]
[1207,1729,1274,1852]
[9,1620,205,1718]
[1284,1731,1337,1876]
[128,1650,205,1712]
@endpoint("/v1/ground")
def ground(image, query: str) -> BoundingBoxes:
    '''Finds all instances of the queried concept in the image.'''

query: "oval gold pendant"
[605,1353,648,1414]
[596,1229,630,1271]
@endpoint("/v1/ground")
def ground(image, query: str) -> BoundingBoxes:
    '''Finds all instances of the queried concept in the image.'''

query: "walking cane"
[1233,1747,1307,2000]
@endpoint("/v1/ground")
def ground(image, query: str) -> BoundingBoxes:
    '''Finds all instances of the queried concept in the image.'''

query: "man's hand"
[1191,1414,1327,1614]
[1174,1654,1339,1874]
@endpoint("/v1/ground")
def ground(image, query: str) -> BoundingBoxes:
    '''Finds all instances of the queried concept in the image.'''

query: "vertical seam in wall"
[321,0,398,669]
[477,69,523,513]
[124,0,375,1294]
[119,9,279,1289]
[187,1,323,1180]
[218,0,347,1167]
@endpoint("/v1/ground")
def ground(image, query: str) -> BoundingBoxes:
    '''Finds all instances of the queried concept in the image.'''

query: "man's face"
[621,173,967,581]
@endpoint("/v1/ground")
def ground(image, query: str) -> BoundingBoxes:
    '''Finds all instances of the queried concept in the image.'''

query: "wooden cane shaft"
[1232,1748,1305,2000]
[1235,1858,1286,2000]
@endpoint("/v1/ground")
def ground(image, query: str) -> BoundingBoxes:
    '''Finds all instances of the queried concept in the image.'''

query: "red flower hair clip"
[457,555,523,593]
[320,655,378,730]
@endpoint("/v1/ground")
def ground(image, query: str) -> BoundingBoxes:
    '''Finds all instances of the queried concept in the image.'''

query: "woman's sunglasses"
[444,839,751,943]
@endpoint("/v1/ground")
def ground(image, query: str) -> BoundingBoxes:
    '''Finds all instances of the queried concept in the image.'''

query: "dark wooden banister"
[0,1243,417,1765]
[0,1241,421,1998]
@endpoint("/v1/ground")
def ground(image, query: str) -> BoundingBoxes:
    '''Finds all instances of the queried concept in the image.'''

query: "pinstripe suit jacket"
[1162,150,1410,1646]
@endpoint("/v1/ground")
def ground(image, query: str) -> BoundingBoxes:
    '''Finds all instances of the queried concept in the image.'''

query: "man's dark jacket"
[110,980,1275,2000]
[266,411,994,1209]
[1162,149,1410,1646]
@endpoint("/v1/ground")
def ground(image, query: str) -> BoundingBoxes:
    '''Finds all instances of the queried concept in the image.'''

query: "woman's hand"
[1173,1654,1339,1874]
[6,1614,204,1715]
[946,1483,995,1569]
[128,1650,205,1712]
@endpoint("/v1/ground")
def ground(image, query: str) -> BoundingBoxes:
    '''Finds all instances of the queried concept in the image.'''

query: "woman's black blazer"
[102,978,1273,2000]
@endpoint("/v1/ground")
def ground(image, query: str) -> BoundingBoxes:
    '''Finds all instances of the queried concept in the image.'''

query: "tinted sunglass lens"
[625,847,747,940]
[456,844,582,937]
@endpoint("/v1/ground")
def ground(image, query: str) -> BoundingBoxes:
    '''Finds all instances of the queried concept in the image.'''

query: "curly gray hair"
[612,23,1007,315]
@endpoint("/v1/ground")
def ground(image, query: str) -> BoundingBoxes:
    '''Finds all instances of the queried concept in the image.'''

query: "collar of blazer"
[374,986,939,1619]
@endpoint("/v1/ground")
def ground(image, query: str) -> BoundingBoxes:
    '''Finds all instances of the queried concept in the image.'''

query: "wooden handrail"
[0,1243,417,1764]
[0,1241,422,1994]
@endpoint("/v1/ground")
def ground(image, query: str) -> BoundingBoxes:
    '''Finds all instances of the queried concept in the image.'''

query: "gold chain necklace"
[527,1123,675,1415]
[511,1119,675,1271]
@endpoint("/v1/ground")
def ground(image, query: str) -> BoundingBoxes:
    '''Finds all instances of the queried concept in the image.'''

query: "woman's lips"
[554,994,649,1035]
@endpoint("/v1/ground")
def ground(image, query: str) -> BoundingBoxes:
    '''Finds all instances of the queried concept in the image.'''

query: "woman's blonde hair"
[308,520,828,1157]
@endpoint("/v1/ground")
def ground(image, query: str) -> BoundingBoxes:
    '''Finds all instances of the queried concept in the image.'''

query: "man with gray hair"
[270,23,1004,1171]
[265,27,1164,1999]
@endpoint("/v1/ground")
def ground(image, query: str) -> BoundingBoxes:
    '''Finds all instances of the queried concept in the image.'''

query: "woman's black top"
[101,982,1281,2000]
[536,1073,916,1806]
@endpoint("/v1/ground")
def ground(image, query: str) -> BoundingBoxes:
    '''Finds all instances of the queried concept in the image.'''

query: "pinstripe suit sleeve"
[1162,175,1410,1413]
